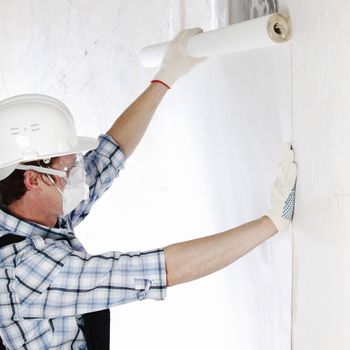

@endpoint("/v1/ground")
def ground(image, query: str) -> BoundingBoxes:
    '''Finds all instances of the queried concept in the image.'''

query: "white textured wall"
[0,1,297,349]
[290,1,350,349]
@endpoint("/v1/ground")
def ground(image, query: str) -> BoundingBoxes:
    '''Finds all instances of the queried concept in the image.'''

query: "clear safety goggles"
[16,153,87,187]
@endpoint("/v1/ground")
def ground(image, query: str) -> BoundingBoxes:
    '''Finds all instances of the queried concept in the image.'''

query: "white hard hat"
[0,94,98,181]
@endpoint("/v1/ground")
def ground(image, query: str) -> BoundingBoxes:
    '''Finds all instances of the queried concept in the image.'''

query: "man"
[0,29,297,349]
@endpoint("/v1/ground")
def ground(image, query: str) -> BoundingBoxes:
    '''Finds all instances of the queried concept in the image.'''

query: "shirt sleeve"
[11,237,167,320]
[68,133,126,227]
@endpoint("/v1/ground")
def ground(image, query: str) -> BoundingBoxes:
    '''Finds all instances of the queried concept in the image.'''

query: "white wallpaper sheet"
[0,1,293,349]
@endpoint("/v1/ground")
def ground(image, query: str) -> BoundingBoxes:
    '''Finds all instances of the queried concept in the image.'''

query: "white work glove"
[265,144,297,232]
[153,28,206,88]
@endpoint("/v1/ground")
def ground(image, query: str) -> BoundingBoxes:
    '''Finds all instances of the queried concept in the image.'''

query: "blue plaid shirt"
[0,134,167,349]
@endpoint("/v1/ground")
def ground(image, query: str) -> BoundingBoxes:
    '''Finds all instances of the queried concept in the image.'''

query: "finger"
[173,28,200,42]
[277,159,297,186]
[280,148,294,168]
[185,27,203,36]
[172,29,187,42]
[280,143,293,160]
[181,27,203,42]
[285,162,297,188]
[283,143,293,152]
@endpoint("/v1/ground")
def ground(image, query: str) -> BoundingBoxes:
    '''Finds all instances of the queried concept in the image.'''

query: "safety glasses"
[15,153,85,183]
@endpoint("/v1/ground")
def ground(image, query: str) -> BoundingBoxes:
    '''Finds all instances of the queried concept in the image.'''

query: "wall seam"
[290,36,295,350]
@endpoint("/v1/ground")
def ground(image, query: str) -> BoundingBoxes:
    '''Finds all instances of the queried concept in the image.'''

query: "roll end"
[267,12,292,43]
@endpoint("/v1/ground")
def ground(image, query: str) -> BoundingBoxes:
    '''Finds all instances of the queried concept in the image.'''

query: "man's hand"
[265,144,297,232]
[153,28,206,88]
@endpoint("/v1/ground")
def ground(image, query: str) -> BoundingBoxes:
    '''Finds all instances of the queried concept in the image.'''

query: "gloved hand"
[265,144,297,232]
[153,28,206,88]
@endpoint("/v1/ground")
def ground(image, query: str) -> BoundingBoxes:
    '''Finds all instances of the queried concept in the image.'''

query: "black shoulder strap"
[0,234,26,350]
[80,309,110,350]
[0,234,26,248]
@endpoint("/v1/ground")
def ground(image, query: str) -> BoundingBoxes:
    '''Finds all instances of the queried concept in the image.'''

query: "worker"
[0,28,297,349]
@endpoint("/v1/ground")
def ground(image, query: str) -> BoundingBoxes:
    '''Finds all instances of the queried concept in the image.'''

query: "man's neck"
[7,201,58,228]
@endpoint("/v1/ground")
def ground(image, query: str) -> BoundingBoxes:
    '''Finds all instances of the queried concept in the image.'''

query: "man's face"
[37,153,78,216]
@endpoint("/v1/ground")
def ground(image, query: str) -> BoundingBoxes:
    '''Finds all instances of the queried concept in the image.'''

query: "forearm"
[107,83,168,159]
[164,216,278,287]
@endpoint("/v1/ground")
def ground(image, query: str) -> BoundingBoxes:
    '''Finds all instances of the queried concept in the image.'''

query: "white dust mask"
[54,174,89,216]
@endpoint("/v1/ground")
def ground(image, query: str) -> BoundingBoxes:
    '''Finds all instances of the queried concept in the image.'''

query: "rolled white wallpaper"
[140,12,292,68]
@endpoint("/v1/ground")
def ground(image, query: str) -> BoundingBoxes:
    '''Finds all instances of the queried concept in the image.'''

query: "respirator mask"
[47,153,89,216]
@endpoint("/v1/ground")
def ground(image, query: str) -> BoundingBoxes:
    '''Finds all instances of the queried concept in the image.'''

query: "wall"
[290,1,350,349]
[0,1,299,349]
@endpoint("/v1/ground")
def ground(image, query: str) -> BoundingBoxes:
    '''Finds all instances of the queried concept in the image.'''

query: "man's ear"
[23,170,40,191]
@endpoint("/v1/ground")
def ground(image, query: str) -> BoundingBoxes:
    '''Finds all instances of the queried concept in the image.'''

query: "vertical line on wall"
[290,44,294,145]
[290,38,294,350]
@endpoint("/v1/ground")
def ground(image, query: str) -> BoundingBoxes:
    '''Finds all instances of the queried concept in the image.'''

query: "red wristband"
[151,79,171,90]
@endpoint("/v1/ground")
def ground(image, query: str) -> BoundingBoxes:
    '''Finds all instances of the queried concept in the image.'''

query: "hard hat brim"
[0,136,98,181]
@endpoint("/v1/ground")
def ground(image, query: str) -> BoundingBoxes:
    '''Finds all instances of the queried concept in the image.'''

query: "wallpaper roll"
[140,13,292,68]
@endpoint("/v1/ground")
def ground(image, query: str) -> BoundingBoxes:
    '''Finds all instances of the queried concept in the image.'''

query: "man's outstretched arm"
[107,28,205,159]
[165,144,297,287]
[165,216,277,286]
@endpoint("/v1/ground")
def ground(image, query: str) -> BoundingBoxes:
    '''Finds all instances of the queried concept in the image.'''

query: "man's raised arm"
[107,28,205,159]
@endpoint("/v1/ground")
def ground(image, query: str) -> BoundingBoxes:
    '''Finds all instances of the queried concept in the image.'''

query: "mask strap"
[46,174,64,196]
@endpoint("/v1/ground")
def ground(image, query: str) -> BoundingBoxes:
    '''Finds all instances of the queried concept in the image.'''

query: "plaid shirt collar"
[0,206,74,240]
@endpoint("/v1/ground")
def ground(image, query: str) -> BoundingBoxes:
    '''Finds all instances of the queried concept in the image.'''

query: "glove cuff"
[265,210,290,233]
[151,79,171,89]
